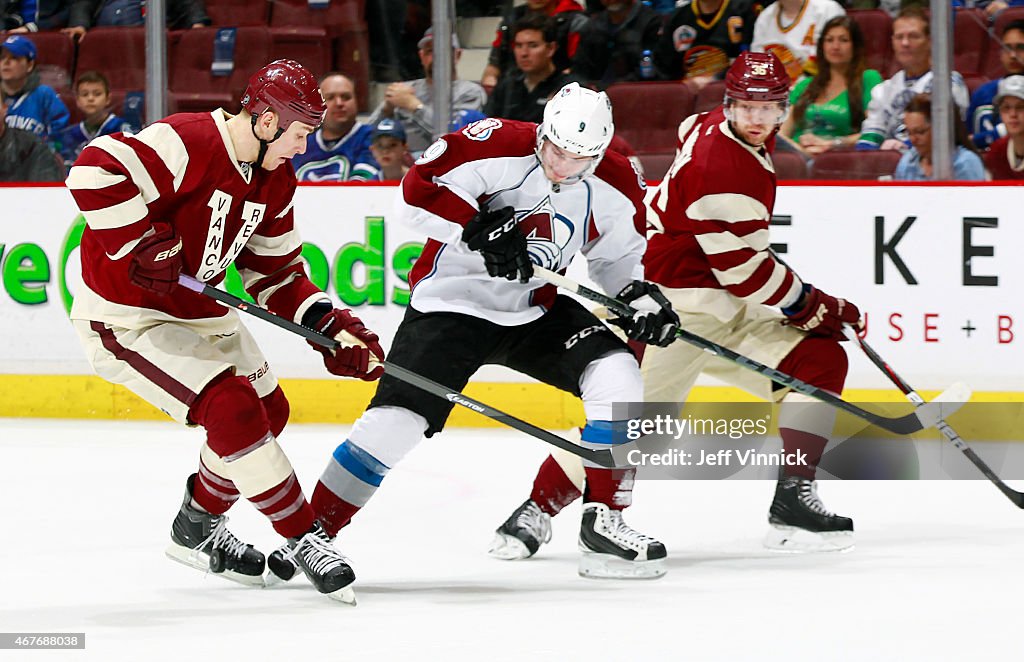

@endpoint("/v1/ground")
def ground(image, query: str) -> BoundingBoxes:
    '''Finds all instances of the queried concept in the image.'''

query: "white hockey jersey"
[397,118,648,326]
[751,0,845,79]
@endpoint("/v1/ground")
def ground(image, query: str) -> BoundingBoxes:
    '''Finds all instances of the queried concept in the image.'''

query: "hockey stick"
[177,274,617,468]
[844,327,1024,508]
[533,267,969,435]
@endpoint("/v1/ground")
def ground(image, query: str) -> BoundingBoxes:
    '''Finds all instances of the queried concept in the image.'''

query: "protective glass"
[726,100,789,126]
[539,140,597,181]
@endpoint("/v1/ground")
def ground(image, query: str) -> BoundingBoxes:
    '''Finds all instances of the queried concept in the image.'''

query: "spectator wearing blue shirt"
[0,35,69,150]
[968,20,1024,150]
[293,73,379,182]
[2,0,39,33]
[57,70,134,171]
[895,94,985,180]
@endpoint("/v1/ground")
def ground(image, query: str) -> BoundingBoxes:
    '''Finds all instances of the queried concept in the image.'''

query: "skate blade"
[763,525,855,553]
[326,585,357,606]
[578,550,667,580]
[487,532,533,560]
[165,544,266,587]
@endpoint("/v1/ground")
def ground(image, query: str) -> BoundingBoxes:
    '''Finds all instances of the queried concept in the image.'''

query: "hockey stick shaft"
[177,274,616,468]
[534,267,945,435]
[845,328,1024,508]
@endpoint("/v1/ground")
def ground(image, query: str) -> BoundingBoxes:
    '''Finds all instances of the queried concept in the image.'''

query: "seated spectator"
[483,0,589,89]
[2,0,38,32]
[293,73,378,182]
[654,0,758,82]
[485,16,579,122]
[857,7,969,150]
[76,0,209,30]
[369,118,410,182]
[1,35,69,149]
[968,19,1024,150]
[571,0,663,89]
[983,75,1024,179]
[36,0,100,39]
[366,27,487,156]
[894,94,984,180]
[779,16,882,156]
[0,99,63,181]
[752,0,845,81]
[56,70,134,171]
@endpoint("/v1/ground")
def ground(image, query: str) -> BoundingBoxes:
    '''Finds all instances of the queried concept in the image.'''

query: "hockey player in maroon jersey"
[266,82,681,583]
[493,52,865,557]
[65,60,383,603]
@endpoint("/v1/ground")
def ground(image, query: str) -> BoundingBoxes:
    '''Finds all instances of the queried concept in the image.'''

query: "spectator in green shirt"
[778,16,882,157]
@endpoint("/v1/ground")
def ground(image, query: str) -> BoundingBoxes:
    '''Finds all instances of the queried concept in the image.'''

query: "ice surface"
[0,418,1021,661]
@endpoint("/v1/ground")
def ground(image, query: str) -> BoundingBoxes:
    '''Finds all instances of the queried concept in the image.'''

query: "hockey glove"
[303,304,386,381]
[128,224,183,295]
[782,284,863,341]
[462,205,534,283]
[608,280,680,347]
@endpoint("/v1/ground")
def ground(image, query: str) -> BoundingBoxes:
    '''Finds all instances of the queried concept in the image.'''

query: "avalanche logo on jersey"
[516,196,577,270]
[462,118,503,141]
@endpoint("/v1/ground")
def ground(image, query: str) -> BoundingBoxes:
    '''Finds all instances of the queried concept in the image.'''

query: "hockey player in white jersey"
[268,82,681,582]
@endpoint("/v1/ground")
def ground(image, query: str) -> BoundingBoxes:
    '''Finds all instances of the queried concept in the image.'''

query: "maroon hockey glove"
[608,280,680,347]
[127,224,183,295]
[782,284,863,340]
[305,306,385,381]
[462,205,534,284]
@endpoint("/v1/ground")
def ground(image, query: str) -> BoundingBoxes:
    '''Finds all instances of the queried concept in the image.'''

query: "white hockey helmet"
[536,82,614,183]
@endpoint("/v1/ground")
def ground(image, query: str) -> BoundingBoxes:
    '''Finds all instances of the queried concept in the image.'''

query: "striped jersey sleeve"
[65,124,189,260]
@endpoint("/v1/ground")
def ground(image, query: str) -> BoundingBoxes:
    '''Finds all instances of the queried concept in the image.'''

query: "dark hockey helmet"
[724,52,790,103]
[241,59,326,131]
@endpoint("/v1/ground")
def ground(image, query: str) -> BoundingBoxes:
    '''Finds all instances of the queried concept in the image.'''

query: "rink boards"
[0,182,1021,428]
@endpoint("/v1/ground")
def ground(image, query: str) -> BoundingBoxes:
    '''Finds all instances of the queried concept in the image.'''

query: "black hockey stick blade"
[177,274,616,468]
[533,267,966,435]
[845,328,1024,508]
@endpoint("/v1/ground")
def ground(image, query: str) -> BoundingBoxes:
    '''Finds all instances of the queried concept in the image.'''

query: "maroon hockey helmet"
[241,59,326,131]
[724,52,790,103]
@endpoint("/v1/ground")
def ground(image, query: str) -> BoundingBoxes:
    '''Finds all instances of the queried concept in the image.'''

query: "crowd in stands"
[3,0,1024,182]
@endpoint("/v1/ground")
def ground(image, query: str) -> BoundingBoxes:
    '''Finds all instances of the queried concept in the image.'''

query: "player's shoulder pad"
[413,118,537,170]
[593,148,646,196]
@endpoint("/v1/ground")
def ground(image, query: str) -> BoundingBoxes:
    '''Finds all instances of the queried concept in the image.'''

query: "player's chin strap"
[250,112,285,169]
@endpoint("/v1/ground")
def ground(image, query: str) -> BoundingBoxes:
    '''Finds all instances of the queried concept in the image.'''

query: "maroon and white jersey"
[398,118,647,326]
[645,108,803,315]
[66,110,324,330]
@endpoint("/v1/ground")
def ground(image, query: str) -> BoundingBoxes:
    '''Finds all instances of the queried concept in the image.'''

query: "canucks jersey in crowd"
[292,122,379,182]
[58,113,136,172]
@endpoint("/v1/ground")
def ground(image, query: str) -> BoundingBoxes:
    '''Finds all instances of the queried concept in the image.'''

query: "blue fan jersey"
[293,123,380,182]
[58,113,136,169]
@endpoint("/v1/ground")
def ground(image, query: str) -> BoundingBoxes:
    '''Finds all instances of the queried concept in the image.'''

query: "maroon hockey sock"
[192,458,239,515]
[779,428,829,480]
[777,337,849,480]
[583,466,635,510]
[530,454,582,516]
[250,475,316,539]
[311,482,361,538]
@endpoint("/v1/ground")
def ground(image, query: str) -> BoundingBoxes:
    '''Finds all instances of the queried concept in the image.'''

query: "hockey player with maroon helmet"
[494,52,866,556]
[65,60,379,603]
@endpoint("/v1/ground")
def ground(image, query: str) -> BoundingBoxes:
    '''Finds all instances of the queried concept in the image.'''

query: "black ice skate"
[764,477,855,552]
[275,521,357,604]
[488,499,552,560]
[578,502,667,579]
[164,474,266,586]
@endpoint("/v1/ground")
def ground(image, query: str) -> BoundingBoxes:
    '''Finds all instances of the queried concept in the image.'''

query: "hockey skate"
[578,503,666,579]
[488,499,552,560]
[164,474,266,587]
[764,477,855,552]
[272,521,357,604]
